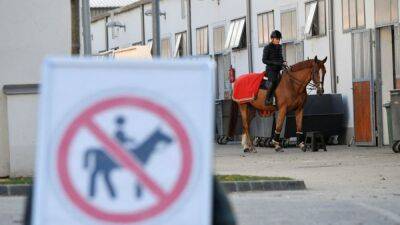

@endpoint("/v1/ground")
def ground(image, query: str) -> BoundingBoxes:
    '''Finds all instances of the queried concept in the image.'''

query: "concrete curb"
[0,180,306,196]
[0,184,31,196]
[221,180,306,193]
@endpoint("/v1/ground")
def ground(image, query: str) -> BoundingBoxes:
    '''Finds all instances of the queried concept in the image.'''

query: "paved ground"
[216,144,400,225]
[1,145,399,225]
[0,196,25,225]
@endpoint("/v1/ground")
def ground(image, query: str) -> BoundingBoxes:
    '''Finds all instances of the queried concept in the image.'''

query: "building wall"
[107,7,143,50]
[144,3,153,43]
[7,95,38,177]
[90,0,400,145]
[191,0,249,75]
[0,1,71,176]
[92,18,107,53]
[332,0,353,132]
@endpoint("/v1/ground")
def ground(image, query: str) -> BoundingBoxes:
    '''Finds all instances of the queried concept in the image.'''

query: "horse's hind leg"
[239,103,256,153]
[104,172,116,199]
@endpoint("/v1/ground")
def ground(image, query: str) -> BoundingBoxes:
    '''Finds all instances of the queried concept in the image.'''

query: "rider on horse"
[262,30,287,105]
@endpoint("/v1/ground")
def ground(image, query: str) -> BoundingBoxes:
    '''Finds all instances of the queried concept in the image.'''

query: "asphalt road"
[0,196,25,225]
[217,144,400,225]
[1,145,400,225]
[230,191,400,225]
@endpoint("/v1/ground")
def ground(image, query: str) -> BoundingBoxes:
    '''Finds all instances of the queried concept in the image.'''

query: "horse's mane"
[289,59,314,72]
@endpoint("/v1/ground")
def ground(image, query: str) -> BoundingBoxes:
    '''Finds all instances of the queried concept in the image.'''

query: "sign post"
[33,58,214,225]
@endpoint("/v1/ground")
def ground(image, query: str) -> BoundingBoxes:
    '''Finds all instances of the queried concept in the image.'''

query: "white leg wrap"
[242,134,249,148]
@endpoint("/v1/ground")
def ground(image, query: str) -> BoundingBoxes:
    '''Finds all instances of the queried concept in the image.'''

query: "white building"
[91,0,400,148]
[0,0,396,178]
[0,1,72,177]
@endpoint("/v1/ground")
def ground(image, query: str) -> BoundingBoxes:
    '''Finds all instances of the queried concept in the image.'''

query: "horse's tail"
[228,102,239,137]
[83,149,96,169]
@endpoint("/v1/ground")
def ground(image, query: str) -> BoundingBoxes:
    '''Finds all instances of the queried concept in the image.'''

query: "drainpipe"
[246,0,253,73]
[327,0,337,93]
[152,0,161,57]
[141,4,146,45]
[186,0,192,55]
[81,0,92,55]
[105,17,109,51]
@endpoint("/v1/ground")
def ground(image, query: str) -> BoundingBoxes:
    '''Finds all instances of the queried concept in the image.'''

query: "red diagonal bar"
[85,119,167,200]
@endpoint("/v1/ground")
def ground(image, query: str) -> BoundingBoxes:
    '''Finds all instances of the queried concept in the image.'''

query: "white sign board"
[33,58,215,225]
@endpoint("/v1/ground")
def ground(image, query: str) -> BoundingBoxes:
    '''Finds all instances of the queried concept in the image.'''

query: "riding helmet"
[270,30,282,39]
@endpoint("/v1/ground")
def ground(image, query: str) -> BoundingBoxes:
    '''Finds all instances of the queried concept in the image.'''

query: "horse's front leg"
[295,108,306,151]
[272,107,287,152]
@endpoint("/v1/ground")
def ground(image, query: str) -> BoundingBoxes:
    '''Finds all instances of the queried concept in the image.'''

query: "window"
[342,0,365,31]
[224,18,246,50]
[196,26,209,55]
[375,0,398,26]
[305,0,326,37]
[283,42,303,66]
[161,38,171,58]
[147,39,153,53]
[352,31,372,80]
[174,31,188,57]
[281,10,297,42]
[213,26,225,54]
[257,11,275,46]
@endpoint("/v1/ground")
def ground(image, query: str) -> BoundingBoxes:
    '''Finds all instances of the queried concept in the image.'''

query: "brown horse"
[237,56,327,153]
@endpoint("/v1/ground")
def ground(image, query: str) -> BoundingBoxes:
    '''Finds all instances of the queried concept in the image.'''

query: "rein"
[284,64,321,90]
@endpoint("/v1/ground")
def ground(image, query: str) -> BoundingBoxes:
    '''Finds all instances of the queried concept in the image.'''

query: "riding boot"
[265,81,277,105]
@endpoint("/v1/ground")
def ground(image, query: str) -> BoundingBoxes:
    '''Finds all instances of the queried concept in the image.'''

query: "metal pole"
[186,0,192,55]
[327,0,337,93]
[105,18,109,51]
[141,4,146,45]
[246,0,253,73]
[152,0,161,57]
[81,0,92,55]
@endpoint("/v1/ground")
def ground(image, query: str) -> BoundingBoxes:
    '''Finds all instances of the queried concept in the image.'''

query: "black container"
[284,94,345,144]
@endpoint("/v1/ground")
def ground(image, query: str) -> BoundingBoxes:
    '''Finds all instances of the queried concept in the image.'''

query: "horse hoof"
[244,148,257,153]
[299,143,306,152]
[275,146,284,152]
[250,147,258,153]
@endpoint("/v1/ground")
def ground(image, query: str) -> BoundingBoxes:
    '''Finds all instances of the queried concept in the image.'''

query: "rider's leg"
[265,71,278,105]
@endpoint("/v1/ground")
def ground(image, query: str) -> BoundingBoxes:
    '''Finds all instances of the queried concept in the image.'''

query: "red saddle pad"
[232,72,265,103]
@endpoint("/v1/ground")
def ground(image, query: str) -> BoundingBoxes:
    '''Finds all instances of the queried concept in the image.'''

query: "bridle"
[310,63,323,89]
[285,63,323,90]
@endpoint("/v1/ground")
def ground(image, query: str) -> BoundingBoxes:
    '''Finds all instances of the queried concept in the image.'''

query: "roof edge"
[91,0,152,23]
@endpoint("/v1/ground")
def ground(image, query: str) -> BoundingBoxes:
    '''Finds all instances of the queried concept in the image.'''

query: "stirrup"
[265,97,275,106]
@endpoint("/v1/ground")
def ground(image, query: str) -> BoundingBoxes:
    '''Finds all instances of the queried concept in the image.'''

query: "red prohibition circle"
[56,96,193,223]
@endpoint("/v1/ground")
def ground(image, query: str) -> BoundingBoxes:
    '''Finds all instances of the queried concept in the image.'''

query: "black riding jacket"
[262,43,284,72]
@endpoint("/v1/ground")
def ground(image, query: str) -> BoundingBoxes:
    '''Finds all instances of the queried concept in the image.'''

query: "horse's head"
[312,56,327,96]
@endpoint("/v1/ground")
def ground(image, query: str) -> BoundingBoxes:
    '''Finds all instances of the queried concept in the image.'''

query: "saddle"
[232,72,277,117]
[232,72,265,103]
